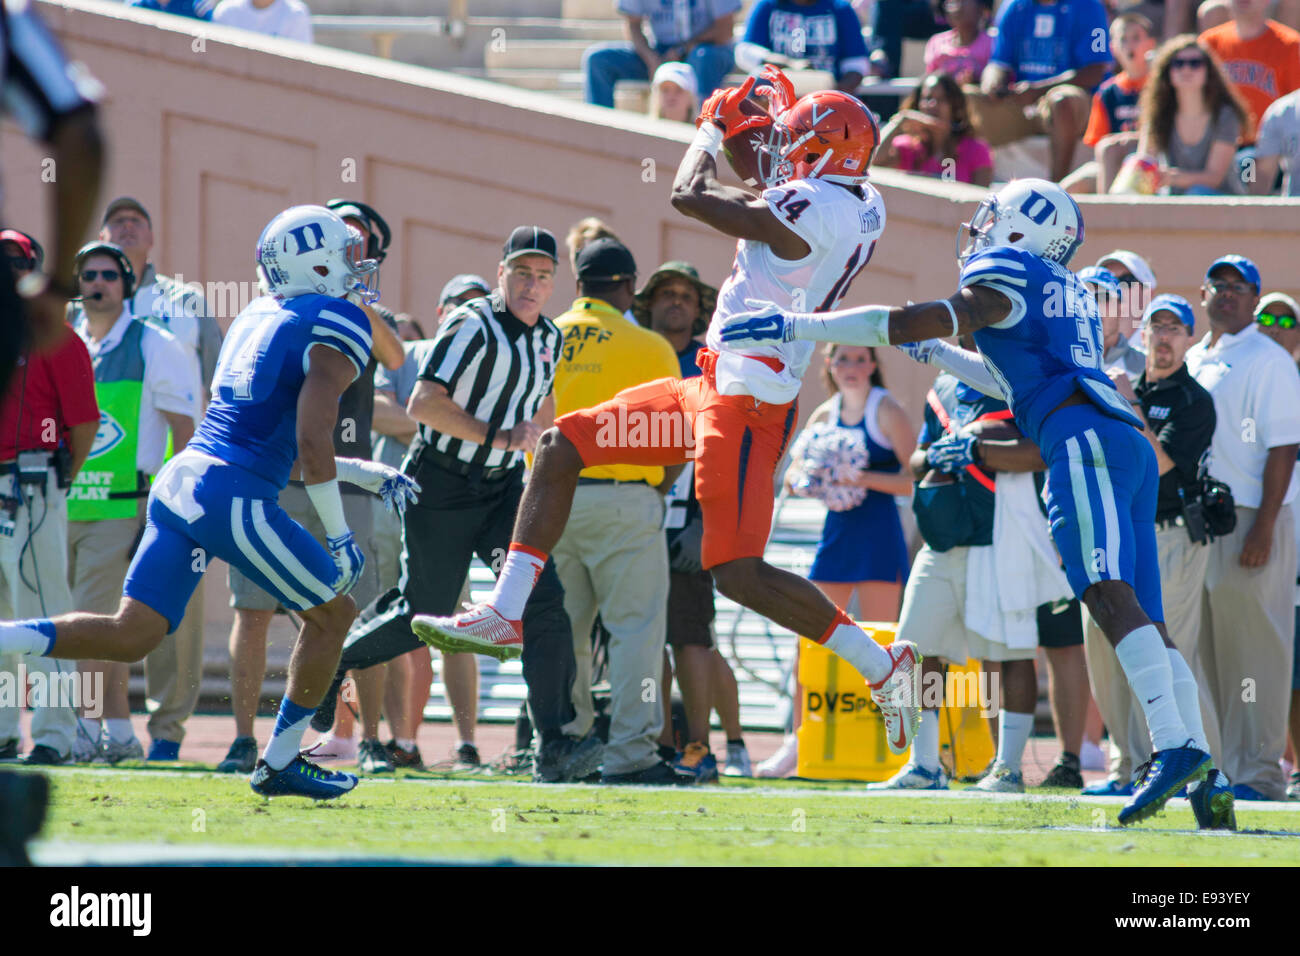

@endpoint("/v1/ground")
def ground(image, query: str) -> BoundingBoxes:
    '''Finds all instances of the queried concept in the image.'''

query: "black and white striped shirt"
[415,289,559,471]
[1,1,100,147]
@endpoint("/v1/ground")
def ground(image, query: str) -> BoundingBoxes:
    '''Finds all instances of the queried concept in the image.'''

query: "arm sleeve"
[52,333,99,429]
[836,3,870,73]
[1083,89,1111,146]
[2,2,102,141]
[989,1,1018,70]
[419,309,487,391]
[1070,0,1112,69]
[143,329,203,421]
[1254,98,1286,158]
[308,303,373,378]
[1256,352,1300,449]
[742,1,771,45]
[958,247,1031,330]
[927,340,1007,398]
[1154,391,1216,487]
[290,9,314,43]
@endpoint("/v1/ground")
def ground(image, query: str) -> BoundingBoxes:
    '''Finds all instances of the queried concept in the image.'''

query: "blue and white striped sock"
[262,698,316,771]
[0,619,55,656]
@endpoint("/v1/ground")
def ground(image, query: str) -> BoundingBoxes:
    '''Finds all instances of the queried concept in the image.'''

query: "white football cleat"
[412,604,523,662]
[755,734,798,778]
[870,641,922,755]
[973,762,1025,793]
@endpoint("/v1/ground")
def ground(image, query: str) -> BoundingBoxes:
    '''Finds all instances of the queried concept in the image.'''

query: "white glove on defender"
[334,458,422,516]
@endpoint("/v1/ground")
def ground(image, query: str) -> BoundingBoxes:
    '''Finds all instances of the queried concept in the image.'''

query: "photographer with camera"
[1186,256,1300,801]
[1092,295,1224,795]
[0,233,99,765]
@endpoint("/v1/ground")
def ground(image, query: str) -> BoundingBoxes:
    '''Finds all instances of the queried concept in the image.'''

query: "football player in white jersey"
[414,68,926,764]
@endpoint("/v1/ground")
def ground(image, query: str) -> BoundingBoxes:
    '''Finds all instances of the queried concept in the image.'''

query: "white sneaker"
[866,762,949,790]
[722,741,753,777]
[1080,739,1107,772]
[302,732,357,763]
[102,734,144,764]
[755,734,798,778]
[870,641,922,755]
[973,762,1025,793]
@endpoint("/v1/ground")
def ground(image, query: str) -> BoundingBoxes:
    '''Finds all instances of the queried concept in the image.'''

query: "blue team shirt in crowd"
[191,294,372,489]
[989,0,1110,88]
[127,0,216,20]
[960,244,1141,448]
[743,0,869,79]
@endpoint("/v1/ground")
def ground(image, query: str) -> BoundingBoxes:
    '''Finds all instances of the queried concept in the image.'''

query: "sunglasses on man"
[1257,311,1298,329]
[80,269,121,282]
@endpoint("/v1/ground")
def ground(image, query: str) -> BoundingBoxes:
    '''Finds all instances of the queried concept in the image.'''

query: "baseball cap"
[575,237,637,282]
[1205,254,1261,291]
[0,229,37,261]
[1076,266,1121,294]
[1095,250,1156,288]
[503,225,558,265]
[1141,294,1196,333]
[632,260,718,327]
[653,61,697,94]
[439,273,490,306]
[102,196,151,225]
[1257,291,1300,318]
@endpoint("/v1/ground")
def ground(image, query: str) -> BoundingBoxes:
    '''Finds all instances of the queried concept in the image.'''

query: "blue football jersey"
[961,245,1142,447]
[190,294,372,488]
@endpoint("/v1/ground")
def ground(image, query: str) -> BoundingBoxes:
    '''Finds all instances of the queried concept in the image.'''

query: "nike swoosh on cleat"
[1146,696,1161,704]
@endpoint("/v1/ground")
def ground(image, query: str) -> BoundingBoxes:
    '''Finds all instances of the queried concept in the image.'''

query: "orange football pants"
[555,349,798,569]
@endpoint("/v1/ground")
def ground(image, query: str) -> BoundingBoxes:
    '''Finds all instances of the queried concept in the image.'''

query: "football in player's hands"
[721,96,774,189]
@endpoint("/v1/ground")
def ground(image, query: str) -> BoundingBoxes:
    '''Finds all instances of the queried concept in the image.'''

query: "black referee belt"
[420,447,519,482]
[577,477,649,488]
[107,471,151,501]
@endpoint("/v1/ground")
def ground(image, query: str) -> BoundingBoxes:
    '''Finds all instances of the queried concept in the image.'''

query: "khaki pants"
[144,585,203,745]
[555,483,668,775]
[1083,524,1221,782]
[0,469,77,754]
[1199,505,1296,799]
[964,85,1089,147]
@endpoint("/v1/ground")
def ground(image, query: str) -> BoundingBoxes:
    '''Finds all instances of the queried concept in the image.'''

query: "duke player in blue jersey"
[0,205,418,800]
[721,179,1236,829]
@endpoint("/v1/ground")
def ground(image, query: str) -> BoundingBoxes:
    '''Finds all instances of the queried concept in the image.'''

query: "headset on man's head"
[325,199,391,263]
[0,229,45,273]
[74,240,136,299]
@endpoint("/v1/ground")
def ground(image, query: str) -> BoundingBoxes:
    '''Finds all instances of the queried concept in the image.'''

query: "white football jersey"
[706,177,887,405]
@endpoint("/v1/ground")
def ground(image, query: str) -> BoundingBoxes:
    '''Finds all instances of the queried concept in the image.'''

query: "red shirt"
[0,327,98,460]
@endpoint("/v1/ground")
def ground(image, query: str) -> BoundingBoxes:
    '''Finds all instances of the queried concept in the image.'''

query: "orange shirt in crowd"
[1200,19,1300,143]
[1083,72,1146,147]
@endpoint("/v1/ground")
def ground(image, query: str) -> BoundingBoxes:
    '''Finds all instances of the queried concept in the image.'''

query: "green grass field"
[27,765,1300,866]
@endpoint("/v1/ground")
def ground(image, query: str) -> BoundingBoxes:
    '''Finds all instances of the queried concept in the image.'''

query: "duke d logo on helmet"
[287,222,327,255]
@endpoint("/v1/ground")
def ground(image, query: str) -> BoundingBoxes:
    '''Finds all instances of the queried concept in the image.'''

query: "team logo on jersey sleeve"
[89,411,126,459]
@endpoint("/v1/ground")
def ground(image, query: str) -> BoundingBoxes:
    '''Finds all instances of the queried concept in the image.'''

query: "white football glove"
[334,458,422,516]
[897,339,941,364]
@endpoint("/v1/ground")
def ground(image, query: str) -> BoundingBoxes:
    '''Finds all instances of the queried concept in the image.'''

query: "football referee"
[319,227,601,783]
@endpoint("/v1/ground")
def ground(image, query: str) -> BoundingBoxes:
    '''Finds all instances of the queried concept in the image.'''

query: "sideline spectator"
[649,62,699,122]
[867,360,1062,792]
[1096,248,1158,344]
[876,71,994,185]
[1250,87,1300,194]
[67,242,201,764]
[127,0,215,20]
[1133,36,1248,195]
[761,345,914,779]
[1188,255,1300,801]
[633,260,752,778]
[95,196,221,761]
[583,0,740,109]
[870,0,947,79]
[1067,13,1158,193]
[212,0,313,43]
[1084,295,1223,795]
[318,226,600,785]
[548,240,691,785]
[1091,264,1147,383]
[1252,291,1300,800]
[370,274,490,770]
[966,0,1110,183]
[0,238,97,765]
[1200,0,1300,143]
[924,0,994,85]
[736,0,870,92]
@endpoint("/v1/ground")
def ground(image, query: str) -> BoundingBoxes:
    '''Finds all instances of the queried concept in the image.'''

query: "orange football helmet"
[758,83,881,188]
